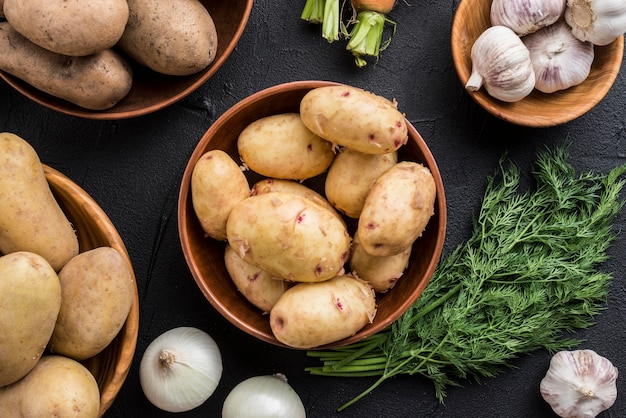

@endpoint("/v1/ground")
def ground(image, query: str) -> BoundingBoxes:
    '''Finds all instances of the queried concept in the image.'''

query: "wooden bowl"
[0,0,253,119]
[44,165,139,416]
[451,0,624,127]
[178,80,447,349]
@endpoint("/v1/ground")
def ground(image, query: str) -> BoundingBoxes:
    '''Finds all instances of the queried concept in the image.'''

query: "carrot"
[301,0,341,42]
[346,0,397,67]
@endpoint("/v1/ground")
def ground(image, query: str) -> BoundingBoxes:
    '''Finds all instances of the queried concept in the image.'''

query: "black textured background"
[1,0,625,416]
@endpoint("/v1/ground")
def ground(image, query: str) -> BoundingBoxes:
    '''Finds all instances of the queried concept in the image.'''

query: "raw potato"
[224,246,288,313]
[325,148,397,218]
[300,85,408,154]
[0,355,100,418]
[191,150,251,241]
[238,113,335,181]
[0,252,61,387]
[48,247,135,360]
[0,132,79,271]
[252,178,342,221]
[226,192,351,282]
[0,23,133,111]
[358,161,436,256]
[269,275,377,348]
[350,233,411,292]
[3,0,128,56]
[118,0,218,75]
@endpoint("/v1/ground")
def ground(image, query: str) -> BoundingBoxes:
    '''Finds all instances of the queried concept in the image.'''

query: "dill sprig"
[306,145,626,411]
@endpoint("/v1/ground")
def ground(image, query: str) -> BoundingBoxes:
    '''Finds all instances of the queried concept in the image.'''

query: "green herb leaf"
[306,144,626,411]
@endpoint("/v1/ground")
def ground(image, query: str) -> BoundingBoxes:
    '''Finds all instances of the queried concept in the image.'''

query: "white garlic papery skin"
[540,349,618,418]
[466,25,536,102]
[565,0,626,45]
[522,21,594,93]
[491,0,567,35]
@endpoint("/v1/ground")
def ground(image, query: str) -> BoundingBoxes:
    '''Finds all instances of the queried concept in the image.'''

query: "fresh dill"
[306,145,626,411]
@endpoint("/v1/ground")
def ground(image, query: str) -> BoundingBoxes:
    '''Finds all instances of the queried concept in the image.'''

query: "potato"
[0,355,100,418]
[0,24,133,110]
[224,246,288,314]
[191,150,250,241]
[117,0,218,75]
[252,178,341,221]
[3,0,128,56]
[0,132,79,271]
[238,113,335,181]
[269,275,377,348]
[357,161,436,256]
[0,252,61,387]
[325,148,398,218]
[48,247,135,361]
[300,85,408,154]
[226,192,350,282]
[350,233,411,292]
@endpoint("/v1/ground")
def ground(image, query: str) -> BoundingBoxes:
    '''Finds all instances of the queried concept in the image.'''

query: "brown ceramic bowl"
[0,0,253,119]
[451,0,624,127]
[44,165,139,416]
[178,80,447,349]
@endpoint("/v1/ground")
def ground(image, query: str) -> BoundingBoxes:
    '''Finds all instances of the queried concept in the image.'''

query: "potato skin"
[0,355,100,418]
[47,247,135,360]
[0,23,133,111]
[269,275,377,348]
[300,85,408,154]
[224,246,288,313]
[325,148,397,218]
[118,0,218,75]
[238,113,335,181]
[358,161,436,256]
[0,252,61,387]
[0,132,79,271]
[226,192,351,282]
[350,233,411,292]
[3,0,128,56]
[191,150,250,241]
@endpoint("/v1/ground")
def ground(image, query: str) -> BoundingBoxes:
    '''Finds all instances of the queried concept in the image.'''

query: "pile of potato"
[0,133,135,417]
[190,85,437,349]
[0,0,218,110]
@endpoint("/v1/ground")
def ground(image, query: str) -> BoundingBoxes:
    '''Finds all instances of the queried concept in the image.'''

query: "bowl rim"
[0,0,254,120]
[43,164,140,416]
[450,0,625,127]
[177,80,447,349]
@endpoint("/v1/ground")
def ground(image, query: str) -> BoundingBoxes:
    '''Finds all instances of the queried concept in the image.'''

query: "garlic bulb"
[523,21,594,93]
[540,349,618,418]
[565,0,626,45]
[466,25,536,102]
[491,0,566,35]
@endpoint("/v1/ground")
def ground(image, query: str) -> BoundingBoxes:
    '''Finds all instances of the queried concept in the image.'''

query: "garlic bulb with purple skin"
[540,349,618,418]
[491,0,566,36]
[522,21,594,93]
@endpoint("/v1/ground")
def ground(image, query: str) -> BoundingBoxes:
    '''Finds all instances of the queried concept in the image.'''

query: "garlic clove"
[540,349,618,418]
[565,0,626,46]
[522,21,594,93]
[466,25,536,102]
[491,0,566,36]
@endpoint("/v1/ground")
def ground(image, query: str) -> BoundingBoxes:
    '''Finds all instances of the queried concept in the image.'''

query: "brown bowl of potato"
[451,0,624,127]
[0,0,253,119]
[0,133,138,417]
[178,80,447,350]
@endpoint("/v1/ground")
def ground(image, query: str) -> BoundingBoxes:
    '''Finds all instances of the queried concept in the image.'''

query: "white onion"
[222,374,306,418]
[139,326,223,413]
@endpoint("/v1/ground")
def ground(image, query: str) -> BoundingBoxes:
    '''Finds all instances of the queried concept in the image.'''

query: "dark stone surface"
[1,1,625,416]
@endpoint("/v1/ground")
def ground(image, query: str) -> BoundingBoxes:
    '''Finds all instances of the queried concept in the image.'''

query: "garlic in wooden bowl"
[490,0,565,35]
[565,0,626,46]
[540,349,618,418]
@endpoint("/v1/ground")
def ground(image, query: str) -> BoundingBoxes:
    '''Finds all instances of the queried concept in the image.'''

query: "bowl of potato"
[451,0,624,127]
[0,133,139,416]
[178,80,447,350]
[0,0,253,119]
